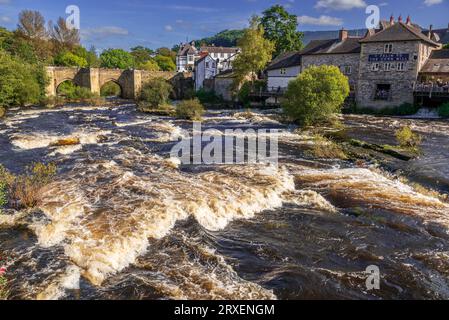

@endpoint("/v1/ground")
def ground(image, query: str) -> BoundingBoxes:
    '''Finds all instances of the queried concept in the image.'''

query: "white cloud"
[81,26,129,40]
[298,15,344,26]
[167,5,218,13]
[164,25,173,32]
[424,0,443,6]
[0,16,11,23]
[315,0,367,10]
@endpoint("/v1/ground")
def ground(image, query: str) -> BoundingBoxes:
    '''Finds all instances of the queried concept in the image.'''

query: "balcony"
[414,83,449,98]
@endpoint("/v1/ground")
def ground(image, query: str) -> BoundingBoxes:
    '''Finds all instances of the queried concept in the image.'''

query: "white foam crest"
[36,265,81,300]
[35,154,295,286]
[282,190,338,213]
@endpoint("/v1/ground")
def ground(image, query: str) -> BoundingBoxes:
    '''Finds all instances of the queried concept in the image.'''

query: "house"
[357,16,441,109]
[301,29,362,91]
[265,52,302,91]
[200,46,240,72]
[194,53,217,90]
[176,42,199,72]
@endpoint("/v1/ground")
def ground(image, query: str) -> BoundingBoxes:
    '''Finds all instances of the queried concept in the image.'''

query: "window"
[344,66,352,75]
[374,84,391,101]
[384,44,393,53]
[206,62,210,68]
[384,63,392,71]
[397,62,406,71]
[220,53,224,58]
[280,68,287,75]
[188,55,194,62]
[371,63,380,71]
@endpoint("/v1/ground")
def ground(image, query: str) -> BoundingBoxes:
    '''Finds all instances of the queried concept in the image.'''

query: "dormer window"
[384,44,393,53]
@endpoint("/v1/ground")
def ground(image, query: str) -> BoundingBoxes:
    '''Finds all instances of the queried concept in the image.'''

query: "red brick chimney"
[398,15,403,23]
[339,29,348,41]
[406,15,411,25]
[390,15,395,26]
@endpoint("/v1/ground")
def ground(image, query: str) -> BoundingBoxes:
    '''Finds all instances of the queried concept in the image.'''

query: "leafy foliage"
[395,126,422,151]
[0,50,47,108]
[176,98,205,121]
[100,49,135,69]
[196,88,223,104]
[232,17,275,86]
[139,78,173,108]
[154,55,176,71]
[139,59,160,71]
[260,5,304,57]
[438,102,449,118]
[54,51,88,67]
[100,82,121,97]
[238,80,266,107]
[283,65,350,126]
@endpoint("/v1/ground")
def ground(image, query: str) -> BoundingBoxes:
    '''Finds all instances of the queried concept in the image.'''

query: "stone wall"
[302,53,360,88]
[356,41,437,109]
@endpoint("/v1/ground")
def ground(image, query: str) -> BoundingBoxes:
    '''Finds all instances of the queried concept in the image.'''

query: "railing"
[249,87,287,98]
[414,83,449,98]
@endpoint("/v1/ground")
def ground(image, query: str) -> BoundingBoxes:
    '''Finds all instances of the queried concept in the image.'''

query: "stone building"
[357,17,441,109]
[301,29,362,92]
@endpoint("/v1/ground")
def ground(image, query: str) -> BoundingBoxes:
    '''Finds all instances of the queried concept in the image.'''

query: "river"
[1,103,449,300]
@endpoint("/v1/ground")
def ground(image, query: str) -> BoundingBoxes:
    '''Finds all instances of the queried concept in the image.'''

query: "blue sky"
[0,0,448,50]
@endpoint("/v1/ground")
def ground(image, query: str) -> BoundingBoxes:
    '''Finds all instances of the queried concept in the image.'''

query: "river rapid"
[1,103,449,300]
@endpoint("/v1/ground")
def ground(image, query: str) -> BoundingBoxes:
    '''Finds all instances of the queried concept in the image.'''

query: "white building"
[265,52,302,91]
[176,42,199,72]
[194,54,217,90]
[200,46,240,72]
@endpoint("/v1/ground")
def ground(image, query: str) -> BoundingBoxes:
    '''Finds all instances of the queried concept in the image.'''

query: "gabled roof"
[360,22,440,47]
[178,43,198,56]
[300,37,362,55]
[429,27,449,45]
[194,53,215,66]
[420,49,449,74]
[266,51,301,71]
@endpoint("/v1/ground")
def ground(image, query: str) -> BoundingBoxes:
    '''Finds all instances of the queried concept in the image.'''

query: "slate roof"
[266,52,301,71]
[420,49,449,74]
[428,27,449,44]
[178,44,198,56]
[300,37,362,55]
[360,22,440,47]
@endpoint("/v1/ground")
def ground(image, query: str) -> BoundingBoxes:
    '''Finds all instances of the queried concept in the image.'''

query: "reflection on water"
[1,105,449,300]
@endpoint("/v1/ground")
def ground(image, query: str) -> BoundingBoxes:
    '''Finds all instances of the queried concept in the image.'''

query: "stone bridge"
[45,67,184,99]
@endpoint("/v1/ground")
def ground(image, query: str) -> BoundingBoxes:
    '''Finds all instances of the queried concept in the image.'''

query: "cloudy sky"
[0,0,448,50]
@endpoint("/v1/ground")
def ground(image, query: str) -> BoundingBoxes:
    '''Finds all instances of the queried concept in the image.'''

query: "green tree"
[156,47,176,63]
[443,43,449,49]
[100,49,135,69]
[0,50,46,108]
[261,5,303,57]
[195,29,245,47]
[232,17,275,86]
[139,59,160,71]
[54,51,88,67]
[131,46,154,65]
[154,55,176,71]
[282,65,350,126]
[74,46,100,67]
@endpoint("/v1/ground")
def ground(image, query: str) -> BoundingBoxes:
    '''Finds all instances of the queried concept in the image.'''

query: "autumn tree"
[17,10,47,39]
[260,5,303,57]
[232,17,275,86]
[49,17,80,52]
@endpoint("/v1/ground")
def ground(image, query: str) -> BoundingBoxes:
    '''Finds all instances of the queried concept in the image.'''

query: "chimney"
[406,15,411,25]
[339,29,348,41]
[429,24,433,39]
[390,15,395,26]
[398,15,403,23]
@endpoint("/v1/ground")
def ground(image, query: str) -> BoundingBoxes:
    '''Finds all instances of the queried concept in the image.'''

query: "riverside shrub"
[176,98,205,121]
[282,65,349,126]
[395,126,422,150]
[139,78,173,108]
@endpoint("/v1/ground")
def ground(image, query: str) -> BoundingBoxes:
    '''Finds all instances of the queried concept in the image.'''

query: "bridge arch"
[100,79,124,98]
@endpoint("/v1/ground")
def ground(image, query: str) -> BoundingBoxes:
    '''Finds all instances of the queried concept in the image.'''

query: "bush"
[57,81,104,105]
[438,103,449,118]
[176,98,205,121]
[196,88,223,104]
[139,78,172,108]
[154,55,176,71]
[0,107,5,118]
[0,180,7,208]
[283,65,350,126]
[395,126,422,150]
[0,163,56,209]
[238,80,266,107]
